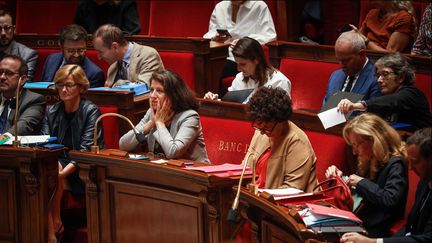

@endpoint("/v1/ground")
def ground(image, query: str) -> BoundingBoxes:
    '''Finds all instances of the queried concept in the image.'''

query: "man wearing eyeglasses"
[0,10,38,81]
[0,55,45,141]
[40,24,105,87]
[322,31,381,107]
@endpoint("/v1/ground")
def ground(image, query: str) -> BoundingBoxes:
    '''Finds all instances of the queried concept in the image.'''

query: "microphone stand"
[12,77,24,148]
[247,154,258,195]
[91,112,143,154]
[227,153,255,223]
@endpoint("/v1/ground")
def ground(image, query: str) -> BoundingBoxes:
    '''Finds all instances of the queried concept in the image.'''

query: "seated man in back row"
[0,55,45,141]
[40,24,105,87]
[322,31,381,107]
[92,24,164,87]
[0,10,38,81]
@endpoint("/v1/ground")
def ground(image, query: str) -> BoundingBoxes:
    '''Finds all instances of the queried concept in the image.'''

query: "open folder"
[301,203,362,227]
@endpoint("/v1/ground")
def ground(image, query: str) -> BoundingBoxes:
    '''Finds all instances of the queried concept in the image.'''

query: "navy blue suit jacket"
[322,60,381,106]
[40,52,105,87]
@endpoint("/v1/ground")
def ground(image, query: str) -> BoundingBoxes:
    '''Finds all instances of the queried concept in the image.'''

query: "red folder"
[306,203,362,223]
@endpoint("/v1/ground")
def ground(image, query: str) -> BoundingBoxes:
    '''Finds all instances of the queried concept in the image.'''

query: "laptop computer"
[221,89,254,103]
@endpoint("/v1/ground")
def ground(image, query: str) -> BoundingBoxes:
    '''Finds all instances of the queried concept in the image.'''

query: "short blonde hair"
[53,64,90,92]
[343,113,406,180]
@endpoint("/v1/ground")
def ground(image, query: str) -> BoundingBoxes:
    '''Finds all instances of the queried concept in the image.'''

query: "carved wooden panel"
[110,182,203,243]
[0,169,16,242]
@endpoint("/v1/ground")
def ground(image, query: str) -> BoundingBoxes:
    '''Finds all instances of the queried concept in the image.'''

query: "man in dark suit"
[0,10,38,81]
[340,128,432,243]
[322,31,381,107]
[0,55,45,141]
[40,24,105,87]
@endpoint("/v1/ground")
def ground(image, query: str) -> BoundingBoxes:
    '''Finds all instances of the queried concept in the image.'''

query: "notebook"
[221,89,254,103]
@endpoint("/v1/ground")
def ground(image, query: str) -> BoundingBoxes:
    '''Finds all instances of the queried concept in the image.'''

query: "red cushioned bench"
[159,51,196,91]
[200,116,254,165]
[279,58,340,111]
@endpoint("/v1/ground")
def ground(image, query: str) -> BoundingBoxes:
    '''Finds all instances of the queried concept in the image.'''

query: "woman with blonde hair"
[325,113,408,237]
[41,64,104,243]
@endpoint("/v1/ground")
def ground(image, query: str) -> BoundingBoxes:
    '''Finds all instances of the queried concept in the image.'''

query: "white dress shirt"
[203,0,276,61]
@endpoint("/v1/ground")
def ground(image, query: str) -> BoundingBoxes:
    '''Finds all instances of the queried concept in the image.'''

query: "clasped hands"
[145,99,174,131]
[325,165,363,187]
[203,91,219,100]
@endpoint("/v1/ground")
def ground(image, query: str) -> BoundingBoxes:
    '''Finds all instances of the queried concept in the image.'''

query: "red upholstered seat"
[15,0,77,34]
[148,1,215,37]
[304,130,347,182]
[200,116,254,165]
[159,51,196,91]
[99,106,119,149]
[415,73,432,111]
[136,0,150,35]
[279,58,339,111]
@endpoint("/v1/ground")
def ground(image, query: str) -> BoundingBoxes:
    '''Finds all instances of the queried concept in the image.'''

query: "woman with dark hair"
[326,113,408,237]
[243,86,318,191]
[41,64,104,243]
[119,69,209,162]
[338,52,432,129]
[204,37,291,102]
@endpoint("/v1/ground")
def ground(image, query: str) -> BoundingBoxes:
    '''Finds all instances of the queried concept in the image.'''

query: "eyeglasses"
[376,71,395,79]
[252,120,278,134]
[55,83,80,90]
[65,48,86,54]
[0,69,19,78]
[0,25,14,33]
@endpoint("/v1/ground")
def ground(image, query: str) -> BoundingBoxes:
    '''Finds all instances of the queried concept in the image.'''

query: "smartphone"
[216,29,231,37]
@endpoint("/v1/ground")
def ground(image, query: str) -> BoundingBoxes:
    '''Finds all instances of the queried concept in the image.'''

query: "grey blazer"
[5,40,38,81]
[4,89,46,135]
[119,109,210,163]
[106,42,164,87]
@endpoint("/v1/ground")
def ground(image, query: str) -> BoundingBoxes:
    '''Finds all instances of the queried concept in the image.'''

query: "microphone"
[227,153,256,223]
[12,76,24,147]
[91,112,145,153]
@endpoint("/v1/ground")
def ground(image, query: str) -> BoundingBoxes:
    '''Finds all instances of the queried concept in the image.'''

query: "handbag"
[314,176,354,211]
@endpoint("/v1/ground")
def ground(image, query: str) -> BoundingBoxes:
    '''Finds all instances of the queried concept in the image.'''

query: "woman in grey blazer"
[119,70,209,163]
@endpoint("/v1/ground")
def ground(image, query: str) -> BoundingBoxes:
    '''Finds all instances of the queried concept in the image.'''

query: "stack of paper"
[184,163,252,177]
[301,203,362,227]
[258,188,303,200]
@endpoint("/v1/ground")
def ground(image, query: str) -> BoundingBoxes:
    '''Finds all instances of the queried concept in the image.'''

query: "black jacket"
[355,156,409,237]
[365,85,432,129]
[384,181,432,243]
[40,98,104,151]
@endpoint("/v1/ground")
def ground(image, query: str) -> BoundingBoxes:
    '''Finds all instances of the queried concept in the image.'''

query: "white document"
[318,107,346,129]
[150,159,168,164]
[2,135,50,145]
[258,188,303,196]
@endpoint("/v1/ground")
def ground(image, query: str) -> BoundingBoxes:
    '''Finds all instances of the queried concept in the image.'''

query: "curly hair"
[343,113,406,180]
[150,69,198,112]
[375,52,416,86]
[247,86,292,123]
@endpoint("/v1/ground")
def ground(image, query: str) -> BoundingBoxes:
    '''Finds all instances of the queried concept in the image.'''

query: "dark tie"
[0,99,10,134]
[116,61,128,81]
[0,51,5,59]
[344,76,355,92]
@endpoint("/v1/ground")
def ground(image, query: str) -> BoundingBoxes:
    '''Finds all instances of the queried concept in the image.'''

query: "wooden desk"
[28,88,150,137]
[70,150,244,243]
[197,98,344,136]
[15,34,229,96]
[237,188,349,243]
[0,146,63,243]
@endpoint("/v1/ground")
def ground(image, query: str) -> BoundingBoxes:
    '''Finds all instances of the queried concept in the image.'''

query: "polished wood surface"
[197,98,344,136]
[70,150,245,243]
[0,146,63,243]
[268,41,432,75]
[15,34,228,96]
[237,188,347,243]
